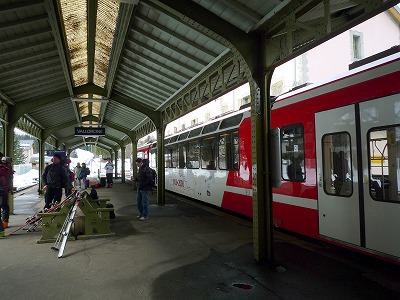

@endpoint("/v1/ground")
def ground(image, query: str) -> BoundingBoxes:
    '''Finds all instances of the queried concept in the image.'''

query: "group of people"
[0,153,153,236]
[41,155,115,210]
[41,154,92,210]
[42,155,152,222]
[72,161,91,190]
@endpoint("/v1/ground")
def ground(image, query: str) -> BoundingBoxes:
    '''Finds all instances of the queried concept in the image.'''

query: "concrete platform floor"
[1,181,399,299]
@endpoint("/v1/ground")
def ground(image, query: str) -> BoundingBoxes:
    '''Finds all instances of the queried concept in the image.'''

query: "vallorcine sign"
[75,127,105,136]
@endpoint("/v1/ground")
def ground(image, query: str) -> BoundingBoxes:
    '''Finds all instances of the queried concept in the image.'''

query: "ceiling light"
[71,97,109,103]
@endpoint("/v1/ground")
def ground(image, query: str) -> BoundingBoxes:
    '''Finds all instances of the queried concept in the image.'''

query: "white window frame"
[350,30,364,61]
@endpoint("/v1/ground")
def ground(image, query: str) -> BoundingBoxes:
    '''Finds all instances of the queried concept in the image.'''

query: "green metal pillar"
[250,67,274,263]
[121,146,126,183]
[156,125,165,206]
[132,137,137,190]
[5,119,15,214]
[114,150,118,179]
[39,138,46,194]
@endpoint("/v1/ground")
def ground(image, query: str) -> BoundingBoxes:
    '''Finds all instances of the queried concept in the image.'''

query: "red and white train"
[138,47,400,263]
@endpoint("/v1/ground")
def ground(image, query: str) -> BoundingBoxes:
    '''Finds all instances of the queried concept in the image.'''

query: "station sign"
[75,127,105,136]
[45,150,67,159]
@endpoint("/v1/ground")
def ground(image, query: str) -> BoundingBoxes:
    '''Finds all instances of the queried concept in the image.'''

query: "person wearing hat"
[42,153,72,210]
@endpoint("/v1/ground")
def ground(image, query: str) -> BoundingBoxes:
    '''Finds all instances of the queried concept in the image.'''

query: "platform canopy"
[0,0,397,152]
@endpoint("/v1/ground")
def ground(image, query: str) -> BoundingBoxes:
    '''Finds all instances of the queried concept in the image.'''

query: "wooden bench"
[37,191,115,243]
[37,200,74,244]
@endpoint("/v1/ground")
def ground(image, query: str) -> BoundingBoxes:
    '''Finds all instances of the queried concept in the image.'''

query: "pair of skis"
[51,190,82,258]
[9,191,77,236]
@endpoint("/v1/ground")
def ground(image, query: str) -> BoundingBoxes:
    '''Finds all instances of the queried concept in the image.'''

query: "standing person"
[104,158,114,188]
[0,153,13,236]
[80,163,89,189]
[42,153,71,210]
[135,158,153,220]
[74,162,82,188]
[64,156,73,196]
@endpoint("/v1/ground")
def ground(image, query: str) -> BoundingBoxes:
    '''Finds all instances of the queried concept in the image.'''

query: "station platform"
[1,180,400,299]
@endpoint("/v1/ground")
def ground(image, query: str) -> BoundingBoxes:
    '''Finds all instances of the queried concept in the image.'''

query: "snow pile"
[14,169,39,191]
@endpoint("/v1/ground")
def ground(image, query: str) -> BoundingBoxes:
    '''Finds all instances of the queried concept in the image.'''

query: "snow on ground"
[14,169,39,191]
[13,149,99,191]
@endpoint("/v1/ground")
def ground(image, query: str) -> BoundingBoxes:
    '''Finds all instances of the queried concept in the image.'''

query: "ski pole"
[9,190,77,235]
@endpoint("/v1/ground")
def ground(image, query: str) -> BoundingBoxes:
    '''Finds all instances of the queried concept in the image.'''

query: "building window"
[240,95,250,106]
[350,31,363,61]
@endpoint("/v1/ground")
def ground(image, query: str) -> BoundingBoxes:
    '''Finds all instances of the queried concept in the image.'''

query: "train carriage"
[271,48,400,261]
[138,47,400,263]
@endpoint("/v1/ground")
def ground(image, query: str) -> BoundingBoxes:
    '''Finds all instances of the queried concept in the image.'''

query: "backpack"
[67,169,75,182]
[106,203,116,219]
[90,187,98,200]
[0,163,10,192]
[85,168,91,175]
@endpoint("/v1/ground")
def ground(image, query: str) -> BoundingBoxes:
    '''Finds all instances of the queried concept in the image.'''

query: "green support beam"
[156,125,165,206]
[7,90,70,126]
[102,120,136,143]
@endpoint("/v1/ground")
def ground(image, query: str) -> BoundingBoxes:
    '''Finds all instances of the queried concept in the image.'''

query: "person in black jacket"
[0,153,13,235]
[135,158,153,220]
[42,153,71,210]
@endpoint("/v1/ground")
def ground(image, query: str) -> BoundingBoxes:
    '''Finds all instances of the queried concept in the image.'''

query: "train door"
[360,95,400,258]
[315,105,361,246]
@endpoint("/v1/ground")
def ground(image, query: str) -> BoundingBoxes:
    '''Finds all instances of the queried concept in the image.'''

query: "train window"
[281,124,305,181]
[322,132,352,197]
[178,131,189,141]
[201,136,216,170]
[165,148,171,168]
[218,131,239,170]
[368,126,400,203]
[169,135,179,143]
[233,132,239,168]
[187,140,200,168]
[178,143,188,168]
[171,145,178,168]
[202,121,219,135]
[188,128,202,138]
[220,113,243,129]
[165,145,178,168]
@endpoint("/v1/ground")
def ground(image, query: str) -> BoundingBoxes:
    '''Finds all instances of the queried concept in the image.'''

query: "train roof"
[272,46,400,109]
[165,106,250,145]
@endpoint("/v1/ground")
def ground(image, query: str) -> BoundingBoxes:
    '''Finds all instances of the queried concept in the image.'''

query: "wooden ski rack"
[37,191,115,244]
